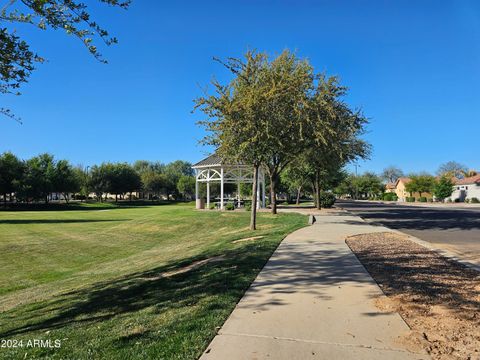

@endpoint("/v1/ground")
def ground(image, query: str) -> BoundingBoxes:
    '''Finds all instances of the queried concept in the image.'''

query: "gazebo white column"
[195,169,200,209]
[206,169,210,209]
[195,170,199,200]
[220,167,224,210]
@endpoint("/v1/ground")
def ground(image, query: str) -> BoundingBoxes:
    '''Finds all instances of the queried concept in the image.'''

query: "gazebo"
[192,154,266,210]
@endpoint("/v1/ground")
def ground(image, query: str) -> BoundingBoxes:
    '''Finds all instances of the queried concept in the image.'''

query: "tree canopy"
[381,166,404,184]
[405,174,436,197]
[196,49,370,227]
[433,176,454,201]
[437,161,468,179]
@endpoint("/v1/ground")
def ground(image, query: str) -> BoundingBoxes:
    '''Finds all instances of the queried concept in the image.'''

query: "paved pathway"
[200,212,428,360]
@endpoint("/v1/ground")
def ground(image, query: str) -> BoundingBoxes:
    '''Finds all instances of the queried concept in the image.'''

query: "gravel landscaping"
[346,232,480,360]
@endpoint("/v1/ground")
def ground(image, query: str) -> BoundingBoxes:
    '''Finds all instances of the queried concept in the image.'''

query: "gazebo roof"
[192,153,249,169]
[192,154,222,168]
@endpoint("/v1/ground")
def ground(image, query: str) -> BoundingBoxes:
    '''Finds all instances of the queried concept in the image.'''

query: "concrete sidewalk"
[200,212,428,360]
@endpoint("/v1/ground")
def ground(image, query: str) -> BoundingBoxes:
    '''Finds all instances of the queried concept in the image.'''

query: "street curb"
[339,207,480,273]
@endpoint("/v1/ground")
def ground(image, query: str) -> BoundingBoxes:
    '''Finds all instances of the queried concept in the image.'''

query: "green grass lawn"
[0,202,306,359]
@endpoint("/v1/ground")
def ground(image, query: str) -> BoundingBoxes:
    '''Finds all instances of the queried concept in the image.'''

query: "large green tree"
[405,174,436,198]
[89,163,110,201]
[141,171,167,200]
[52,159,80,203]
[1,0,130,120]
[336,172,383,200]
[196,50,315,228]
[302,76,370,209]
[177,175,196,200]
[20,153,55,203]
[195,51,271,229]
[0,151,24,205]
[433,176,454,202]
[164,160,193,199]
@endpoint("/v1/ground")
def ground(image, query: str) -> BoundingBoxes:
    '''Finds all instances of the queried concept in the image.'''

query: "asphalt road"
[337,200,480,265]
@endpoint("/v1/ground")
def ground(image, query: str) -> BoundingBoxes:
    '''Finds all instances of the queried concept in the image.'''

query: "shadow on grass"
[0,242,277,338]
[0,201,185,212]
[0,219,129,224]
[0,233,383,339]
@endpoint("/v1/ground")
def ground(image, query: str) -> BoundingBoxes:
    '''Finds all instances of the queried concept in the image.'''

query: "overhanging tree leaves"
[0,151,24,205]
[1,0,130,120]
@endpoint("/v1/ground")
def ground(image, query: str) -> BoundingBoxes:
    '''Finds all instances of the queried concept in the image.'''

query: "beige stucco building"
[393,177,433,202]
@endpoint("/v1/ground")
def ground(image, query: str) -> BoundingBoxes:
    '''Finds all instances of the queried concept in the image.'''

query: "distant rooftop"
[454,174,480,185]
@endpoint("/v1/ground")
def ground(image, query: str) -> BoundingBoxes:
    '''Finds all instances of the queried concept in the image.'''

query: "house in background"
[393,177,433,202]
[385,183,396,193]
[448,174,480,202]
[394,177,411,202]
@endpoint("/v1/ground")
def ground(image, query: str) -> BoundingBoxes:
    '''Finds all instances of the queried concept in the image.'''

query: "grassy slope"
[0,203,306,359]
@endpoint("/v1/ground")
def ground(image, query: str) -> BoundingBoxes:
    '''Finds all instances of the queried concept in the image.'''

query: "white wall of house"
[448,183,480,201]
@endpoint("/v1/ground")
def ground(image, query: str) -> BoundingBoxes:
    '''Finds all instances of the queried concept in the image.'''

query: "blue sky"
[2,0,479,174]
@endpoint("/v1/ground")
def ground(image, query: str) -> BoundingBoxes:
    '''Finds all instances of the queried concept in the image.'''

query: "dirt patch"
[140,256,226,281]
[232,236,264,244]
[346,232,480,360]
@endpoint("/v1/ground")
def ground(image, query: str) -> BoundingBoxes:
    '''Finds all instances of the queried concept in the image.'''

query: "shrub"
[282,201,290,206]
[454,198,460,203]
[418,197,427,202]
[209,203,216,210]
[446,198,452,203]
[320,192,336,208]
[245,204,252,211]
[225,202,235,211]
[406,197,416,202]
[427,198,433,203]
[383,193,398,201]
[465,198,470,203]
[471,197,479,204]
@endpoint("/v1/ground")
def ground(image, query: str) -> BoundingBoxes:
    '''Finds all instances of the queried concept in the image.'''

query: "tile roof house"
[449,174,480,202]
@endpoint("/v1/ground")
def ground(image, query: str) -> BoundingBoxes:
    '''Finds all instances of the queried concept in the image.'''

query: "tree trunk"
[45,195,49,204]
[250,165,259,230]
[269,173,278,215]
[315,172,321,210]
[296,186,302,205]
[129,192,132,201]
[115,194,118,202]
[3,193,6,207]
[64,193,69,204]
